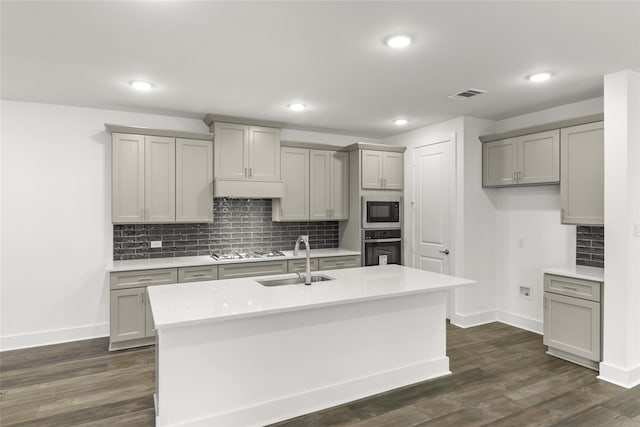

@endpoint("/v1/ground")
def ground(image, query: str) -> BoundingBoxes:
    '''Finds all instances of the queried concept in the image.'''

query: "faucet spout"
[293,235,311,285]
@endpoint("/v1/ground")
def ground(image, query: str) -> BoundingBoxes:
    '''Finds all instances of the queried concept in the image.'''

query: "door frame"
[408,133,457,318]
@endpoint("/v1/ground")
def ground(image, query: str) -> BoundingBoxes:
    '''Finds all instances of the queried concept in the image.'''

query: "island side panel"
[155,290,449,427]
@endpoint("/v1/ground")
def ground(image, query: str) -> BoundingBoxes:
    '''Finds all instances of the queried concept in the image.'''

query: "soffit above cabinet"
[203,114,285,130]
[346,142,407,153]
[478,113,603,143]
[105,124,213,141]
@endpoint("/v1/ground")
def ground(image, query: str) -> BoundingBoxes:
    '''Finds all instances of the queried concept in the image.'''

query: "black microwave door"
[367,202,395,223]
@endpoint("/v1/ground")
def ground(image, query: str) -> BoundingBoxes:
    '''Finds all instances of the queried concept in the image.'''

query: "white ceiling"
[2,1,639,137]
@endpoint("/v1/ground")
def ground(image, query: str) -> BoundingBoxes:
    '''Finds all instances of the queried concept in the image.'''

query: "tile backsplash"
[113,198,339,260]
[576,226,604,268]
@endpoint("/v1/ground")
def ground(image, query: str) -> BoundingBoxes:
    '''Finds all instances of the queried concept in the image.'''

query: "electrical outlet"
[519,286,531,298]
[634,222,640,237]
[150,240,162,248]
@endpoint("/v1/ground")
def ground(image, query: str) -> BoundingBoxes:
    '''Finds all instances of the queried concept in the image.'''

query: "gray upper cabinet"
[560,121,604,225]
[112,133,145,223]
[112,132,213,224]
[275,147,310,221]
[144,136,176,223]
[482,138,517,186]
[483,130,559,187]
[214,122,280,182]
[176,139,213,222]
[517,130,560,184]
[361,150,403,190]
[274,148,348,221]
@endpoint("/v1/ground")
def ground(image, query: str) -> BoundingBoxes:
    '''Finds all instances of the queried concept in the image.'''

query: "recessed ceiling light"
[394,119,409,126]
[288,103,306,111]
[528,72,551,82]
[130,80,153,91]
[385,35,412,49]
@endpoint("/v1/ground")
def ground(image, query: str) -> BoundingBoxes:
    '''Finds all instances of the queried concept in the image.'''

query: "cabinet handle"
[563,286,578,291]
[190,273,206,277]
[244,167,248,178]
[384,178,387,187]
[138,278,152,282]
[335,262,345,265]
[249,168,252,178]
[518,170,522,181]
[513,169,517,182]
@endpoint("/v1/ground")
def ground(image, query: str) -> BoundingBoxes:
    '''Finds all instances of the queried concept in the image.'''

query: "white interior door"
[413,140,453,275]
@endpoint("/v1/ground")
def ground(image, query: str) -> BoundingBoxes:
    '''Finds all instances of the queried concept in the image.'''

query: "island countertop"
[147,264,475,329]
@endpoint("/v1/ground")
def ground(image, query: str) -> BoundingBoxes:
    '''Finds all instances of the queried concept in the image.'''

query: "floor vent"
[448,88,487,100]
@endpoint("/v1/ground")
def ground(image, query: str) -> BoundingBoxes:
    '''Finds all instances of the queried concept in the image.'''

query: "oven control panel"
[363,229,402,240]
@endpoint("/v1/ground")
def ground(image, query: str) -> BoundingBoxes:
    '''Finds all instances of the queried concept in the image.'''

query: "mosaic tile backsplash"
[113,198,339,260]
[576,226,604,268]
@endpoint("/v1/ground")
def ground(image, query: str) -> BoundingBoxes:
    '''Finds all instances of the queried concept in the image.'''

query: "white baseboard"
[166,358,451,427]
[450,310,497,328]
[598,361,640,389]
[496,311,543,335]
[0,323,109,351]
[449,310,543,335]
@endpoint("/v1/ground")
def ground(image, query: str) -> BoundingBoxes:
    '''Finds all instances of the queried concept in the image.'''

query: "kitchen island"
[147,264,475,427]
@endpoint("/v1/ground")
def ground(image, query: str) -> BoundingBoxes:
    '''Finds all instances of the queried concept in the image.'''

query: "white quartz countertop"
[147,264,476,329]
[106,248,361,272]
[544,265,604,282]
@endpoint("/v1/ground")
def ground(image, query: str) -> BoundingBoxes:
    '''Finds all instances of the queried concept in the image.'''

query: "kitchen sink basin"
[257,274,335,287]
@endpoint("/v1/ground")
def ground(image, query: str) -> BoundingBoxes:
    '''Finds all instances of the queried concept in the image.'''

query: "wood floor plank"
[1,321,638,427]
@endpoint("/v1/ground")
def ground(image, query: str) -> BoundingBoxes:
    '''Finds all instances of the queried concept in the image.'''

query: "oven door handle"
[364,238,402,243]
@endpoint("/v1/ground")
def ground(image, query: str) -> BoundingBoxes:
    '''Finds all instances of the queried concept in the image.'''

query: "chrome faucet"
[293,235,311,285]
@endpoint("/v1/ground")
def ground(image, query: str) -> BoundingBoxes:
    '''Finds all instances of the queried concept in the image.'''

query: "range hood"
[214,179,285,198]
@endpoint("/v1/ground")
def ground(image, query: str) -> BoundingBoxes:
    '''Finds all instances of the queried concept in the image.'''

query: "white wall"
[599,70,640,389]
[0,100,209,350]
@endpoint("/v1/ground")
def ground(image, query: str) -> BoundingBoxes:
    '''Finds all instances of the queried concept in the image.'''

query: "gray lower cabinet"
[543,273,602,370]
[560,121,604,225]
[110,255,361,350]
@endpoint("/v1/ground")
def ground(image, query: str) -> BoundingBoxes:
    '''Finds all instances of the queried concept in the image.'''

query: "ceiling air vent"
[448,88,487,100]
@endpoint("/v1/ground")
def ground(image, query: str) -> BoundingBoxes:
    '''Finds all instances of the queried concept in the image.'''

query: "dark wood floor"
[1,322,638,426]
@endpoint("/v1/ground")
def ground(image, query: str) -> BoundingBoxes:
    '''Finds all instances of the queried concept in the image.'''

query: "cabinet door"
[331,151,349,219]
[214,122,248,180]
[543,292,601,362]
[483,138,517,187]
[310,150,331,220]
[361,150,383,189]
[279,147,309,221]
[517,130,559,185]
[110,288,146,343]
[176,139,213,222]
[112,133,145,223]
[382,152,403,190]
[249,126,280,181]
[144,136,176,223]
[560,122,604,225]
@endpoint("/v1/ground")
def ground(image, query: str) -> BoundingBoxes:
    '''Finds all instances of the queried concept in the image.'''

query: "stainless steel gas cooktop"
[210,251,285,261]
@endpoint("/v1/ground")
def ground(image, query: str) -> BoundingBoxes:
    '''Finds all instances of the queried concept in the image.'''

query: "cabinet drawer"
[218,260,288,280]
[544,274,601,302]
[110,268,178,290]
[178,265,218,283]
[287,258,319,273]
[319,255,361,270]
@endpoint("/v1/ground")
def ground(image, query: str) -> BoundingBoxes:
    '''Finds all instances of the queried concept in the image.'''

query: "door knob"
[439,249,450,255]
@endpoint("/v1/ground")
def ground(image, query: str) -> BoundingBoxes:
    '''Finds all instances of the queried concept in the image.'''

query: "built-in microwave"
[362,196,402,229]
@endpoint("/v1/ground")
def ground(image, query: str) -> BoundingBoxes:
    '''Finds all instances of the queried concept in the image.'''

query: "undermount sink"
[257,274,335,287]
